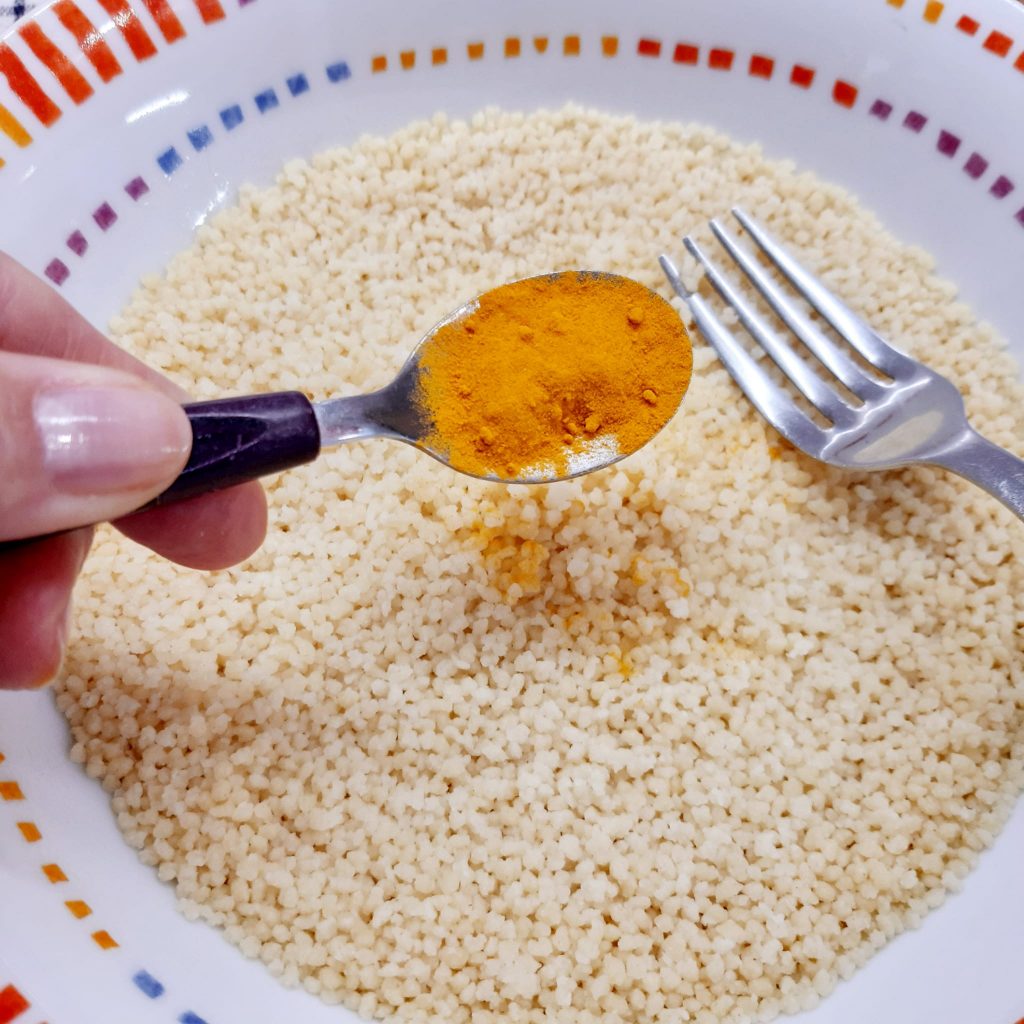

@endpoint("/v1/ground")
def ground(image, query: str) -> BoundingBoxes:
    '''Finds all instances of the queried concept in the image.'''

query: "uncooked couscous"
[59,108,1024,1024]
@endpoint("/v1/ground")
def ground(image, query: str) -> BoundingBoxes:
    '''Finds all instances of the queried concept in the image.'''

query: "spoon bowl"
[316,271,689,485]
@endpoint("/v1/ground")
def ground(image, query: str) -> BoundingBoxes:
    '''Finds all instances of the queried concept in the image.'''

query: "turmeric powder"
[415,272,692,480]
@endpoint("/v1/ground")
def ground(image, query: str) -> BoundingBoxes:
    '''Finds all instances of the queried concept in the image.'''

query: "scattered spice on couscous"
[59,107,1024,1024]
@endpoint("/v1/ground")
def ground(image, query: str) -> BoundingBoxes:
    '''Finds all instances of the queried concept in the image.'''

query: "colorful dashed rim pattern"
[1,1,1023,1022]
[0,0,255,155]
[42,56,350,287]
[22,16,1023,289]
[888,0,1024,72]
[1,751,210,1023]
[0,0,1019,156]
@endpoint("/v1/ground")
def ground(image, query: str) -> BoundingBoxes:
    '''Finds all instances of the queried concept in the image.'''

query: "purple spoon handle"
[145,391,321,508]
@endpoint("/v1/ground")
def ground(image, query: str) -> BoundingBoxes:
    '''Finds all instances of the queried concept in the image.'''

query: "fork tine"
[660,256,829,457]
[658,253,692,300]
[730,207,915,377]
[709,218,884,400]
[681,236,855,427]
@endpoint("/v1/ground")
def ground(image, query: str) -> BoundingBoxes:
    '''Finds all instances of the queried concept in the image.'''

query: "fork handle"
[932,429,1024,522]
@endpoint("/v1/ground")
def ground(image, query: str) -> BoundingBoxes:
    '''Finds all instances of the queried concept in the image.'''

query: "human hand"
[0,253,267,690]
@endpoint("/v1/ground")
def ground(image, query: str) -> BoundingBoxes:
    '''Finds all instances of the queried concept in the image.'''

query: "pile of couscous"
[59,108,1024,1024]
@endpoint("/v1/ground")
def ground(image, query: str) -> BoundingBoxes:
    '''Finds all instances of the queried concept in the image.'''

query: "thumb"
[0,349,192,541]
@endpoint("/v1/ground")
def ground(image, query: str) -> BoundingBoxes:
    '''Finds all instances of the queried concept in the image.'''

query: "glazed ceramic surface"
[0,1,1022,1022]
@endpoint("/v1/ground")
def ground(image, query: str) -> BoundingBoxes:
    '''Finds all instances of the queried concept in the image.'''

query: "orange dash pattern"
[193,0,226,23]
[42,863,68,883]
[0,45,61,126]
[983,30,1012,57]
[65,899,93,919]
[833,79,859,107]
[709,47,734,70]
[0,780,25,801]
[674,43,699,64]
[96,0,158,60]
[0,104,37,146]
[0,985,29,1024]
[52,1,123,81]
[18,22,94,104]
[92,929,119,950]
[16,822,41,842]
[791,63,815,88]
[142,0,186,43]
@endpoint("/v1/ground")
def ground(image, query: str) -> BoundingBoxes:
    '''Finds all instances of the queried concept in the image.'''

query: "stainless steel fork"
[660,208,1024,522]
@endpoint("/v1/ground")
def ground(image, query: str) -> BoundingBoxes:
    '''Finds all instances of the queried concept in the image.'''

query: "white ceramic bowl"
[0,1,1022,1022]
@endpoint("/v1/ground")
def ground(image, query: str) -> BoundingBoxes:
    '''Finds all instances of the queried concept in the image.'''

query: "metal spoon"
[130,271,685,509]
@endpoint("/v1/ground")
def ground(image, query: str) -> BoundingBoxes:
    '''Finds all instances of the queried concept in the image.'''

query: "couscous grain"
[59,107,1024,1024]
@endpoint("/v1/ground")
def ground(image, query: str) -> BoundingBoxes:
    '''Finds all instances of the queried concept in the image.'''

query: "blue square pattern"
[187,125,214,152]
[157,146,183,175]
[254,88,279,113]
[286,72,309,97]
[132,970,165,999]
[326,60,350,83]
[220,104,244,130]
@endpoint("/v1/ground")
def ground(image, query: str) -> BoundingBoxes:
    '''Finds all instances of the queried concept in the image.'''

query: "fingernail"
[36,387,190,496]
